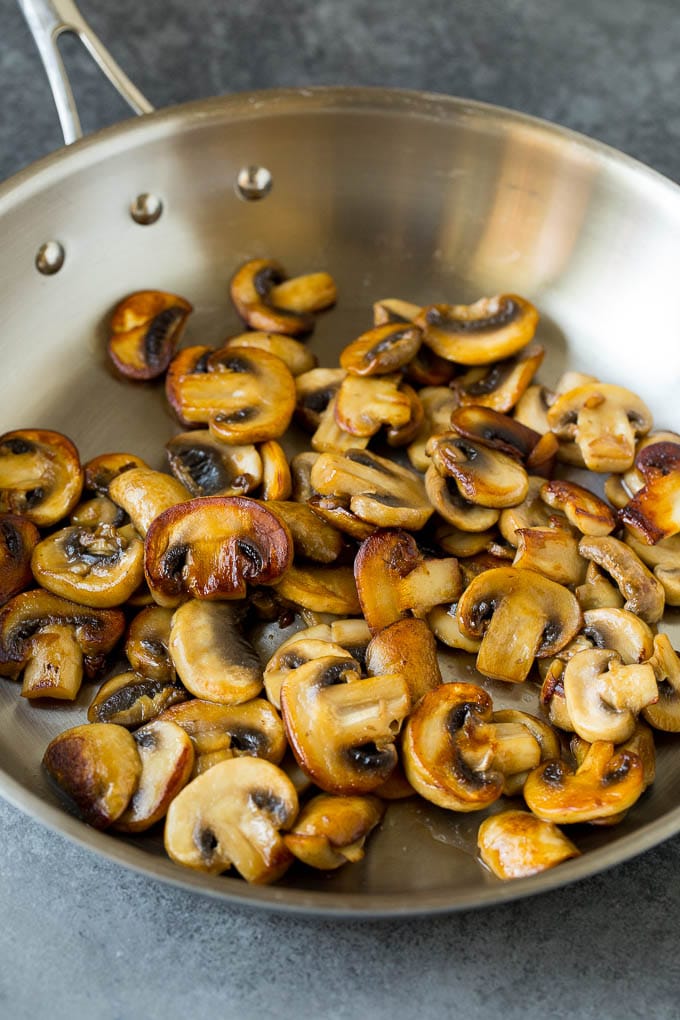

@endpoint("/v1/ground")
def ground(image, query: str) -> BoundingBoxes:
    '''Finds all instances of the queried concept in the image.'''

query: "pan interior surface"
[0,88,679,915]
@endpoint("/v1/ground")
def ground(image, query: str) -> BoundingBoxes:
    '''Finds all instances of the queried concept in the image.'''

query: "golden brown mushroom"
[365,617,442,704]
[230,258,336,336]
[165,431,263,498]
[109,467,191,538]
[578,535,665,624]
[619,441,680,544]
[221,331,317,376]
[547,383,653,473]
[107,290,193,380]
[0,429,83,527]
[113,719,195,832]
[284,793,385,870]
[87,670,187,727]
[0,514,40,605]
[562,648,658,744]
[477,810,580,879]
[339,322,423,376]
[426,433,529,509]
[450,346,545,414]
[540,479,616,536]
[416,294,539,365]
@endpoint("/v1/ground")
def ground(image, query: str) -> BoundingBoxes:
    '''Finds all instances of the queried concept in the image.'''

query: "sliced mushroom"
[433,522,497,558]
[107,290,193,380]
[449,405,544,463]
[88,670,187,727]
[125,605,175,681]
[339,322,423,376]
[523,740,645,824]
[43,722,141,829]
[512,527,586,587]
[563,648,658,744]
[402,683,512,811]
[406,385,460,472]
[273,564,361,616]
[221,331,317,376]
[310,449,433,530]
[570,722,656,794]
[624,533,680,606]
[578,535,665,624]
[254,499,343,564]
[164,756,298,882]
[457,566,582,683]
[169,600,263,705]
[499,475,570,547]
[547,383,653,473]
[450,346,545,413]
[0,429,83,526]
[290,451,319,503]
[284,793,385,870]
[83,452,149,495]
[258,440,292,501]
[492,710,562,796]
[113,719,195,832]
[478,810,580,879]
[280,654,410,795]
[365,617,442,704]
[540,479,616,536]
[0,513,40,605]
[427,603,482,653]
[264,638,356,709]
[354,529,462,634]
[334,373,413,437]
[311,394,370,454]
[294,367,346,432]
[109,467,192,538]
[307,495,378,541]
[619,441,680,544]
[70,495,128,528]
[160,697,287,775]
[0,590,125,699]
[426,433,529,508]
[230,258,335,335]
[575,561,626,613]
[643,633,680,731]
[581,607,655,664]
[143,496,293,606]
[166,431,263,498]
[424,467,501,533]
[373,297,421,325]
[416,294,539,365]
[31,523,145,608]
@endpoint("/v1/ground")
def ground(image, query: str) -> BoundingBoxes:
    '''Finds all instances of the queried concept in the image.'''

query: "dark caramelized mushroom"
[108,290,193,380]
[339,322,423,376]
[450,345,545,413]
[166,430,262,498]
[0,514,40,605]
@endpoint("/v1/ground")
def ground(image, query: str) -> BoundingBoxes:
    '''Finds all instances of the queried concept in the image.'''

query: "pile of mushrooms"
[2,256,680,886]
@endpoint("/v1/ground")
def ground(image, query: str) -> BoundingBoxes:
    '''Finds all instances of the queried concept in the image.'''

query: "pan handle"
[18,0,154,144]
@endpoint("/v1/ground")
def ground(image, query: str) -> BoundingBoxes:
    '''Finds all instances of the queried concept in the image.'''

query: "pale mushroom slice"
[478,810,580,880]
[164,757,298,882]
[563,648,658,744]
[415,294,539,365]
[114,719,195,832]
[109,467,192,538]
[457,566,582,683]
[143,495,293,606]
[402,682,537,812]
[365,617,442,705]
[280,654,411,795]
[354,529,462,634]
[43,723,142,829]
[334,373,413,437]
[107,290,193,380]
[512,527,586,587]
[0,513,39,606]
[578,535,665,624]
[624,533,680,606]
[339,322,423,376]
[273,565,361,616]
[166,431,263,498]
[619,441,680,544]
[284,794,385,870]
[31,523,145,608]
[0,590,125,700]
[540,479,616,536]
[125,605,175,682]
[0,429,83,527]
[169,600,263,705]
[523,740,645,824]
[221,331,317,376]
[547,383,653,473]
[160,697,287,776]
[643,633,680,731]
[581,607,655,664]
[87,670,187,727]
[310,449,433,531]
[406,385,460,473]
[230,258,336,335]
[426,433,529,509]
[449,345,545,413]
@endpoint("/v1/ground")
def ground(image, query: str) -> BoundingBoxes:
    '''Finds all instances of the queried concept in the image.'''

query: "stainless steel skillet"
[1,0,680,917]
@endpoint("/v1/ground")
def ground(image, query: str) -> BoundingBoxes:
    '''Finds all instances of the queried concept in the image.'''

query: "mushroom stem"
[458,720,541,775]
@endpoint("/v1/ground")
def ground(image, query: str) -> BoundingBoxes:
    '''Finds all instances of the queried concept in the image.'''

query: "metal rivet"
[236,165,273,201]
[35,241,65,275]
[130,193,163,225]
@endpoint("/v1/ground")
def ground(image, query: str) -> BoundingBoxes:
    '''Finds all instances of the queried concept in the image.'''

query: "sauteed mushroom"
[83,452,149,495]
[547,383,653,473]
[144,496,293,606]
[478,810,580,879]
[416,294,539,365]
[619,441,680,544]
[230,258,336,335]
[339,322,423,376]
[0,429,83,526]
[426,433,529,508]
[107,290,193,380]
[221,331,317,376]
[511,527,586,587]
[540,479,616,536]
[563,648,657,744]
[264,639,356,709]
[284,793,385,870]
[294,367,346,432]
[365,617,442,704]
[450,345,545,413]
[109,467,191,537]
[113,718,195,832]
[87,670,187,727]
[578,535,665,624]
[256,499,344,563]
[643,634,680,731]
[166,430,262,498]
[273,564,361,616]
[125,605,175,681]
[0,513,40,605]
[624,533,680,606]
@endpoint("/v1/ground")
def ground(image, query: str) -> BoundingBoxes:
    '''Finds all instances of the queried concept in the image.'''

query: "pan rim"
[2,83,680,917]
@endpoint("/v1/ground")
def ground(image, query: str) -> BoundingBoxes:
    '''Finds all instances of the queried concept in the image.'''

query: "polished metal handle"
[18,0,154,144]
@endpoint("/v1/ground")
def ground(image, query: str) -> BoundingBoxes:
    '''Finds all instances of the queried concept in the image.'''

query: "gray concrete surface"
[1,1,680,1017]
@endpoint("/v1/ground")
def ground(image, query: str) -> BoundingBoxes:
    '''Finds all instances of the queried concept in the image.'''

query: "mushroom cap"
[512,527,586,587]
[578,535,665,624]
[294,367,346,432]
[221,331,317,376]
[273,564,361,616]
[0,513,40,605]
[108,290,193,381]
[284,793,385,870]
[87,670,187,727]
[457,566,582,683]
[229,258,316,336]
[450,345,545,413]
[402,682,505,811]
[540,479,616,536]
[563,648,657,744]
[426,434,529,509]
[0,429,83,527]
[339,323,423,376]
[582,607,655,664]
[165,431,263,498]
[547,383,653,473]
[164,756,298,882]
[619,441,680,544]
[424,465,501,532]
[449,405,543,462]
[477,810,580,879]
[259,441,293,501]
[256,499,344,563]
[206,346,297,444]
[416,294,539,365]
[113,719,195,832]
[109,467,192,538]
[143,495,293,605]
[365,617,442,704]
[83,451,149,495]
[124,605,175,682]
[523,740,645,824]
